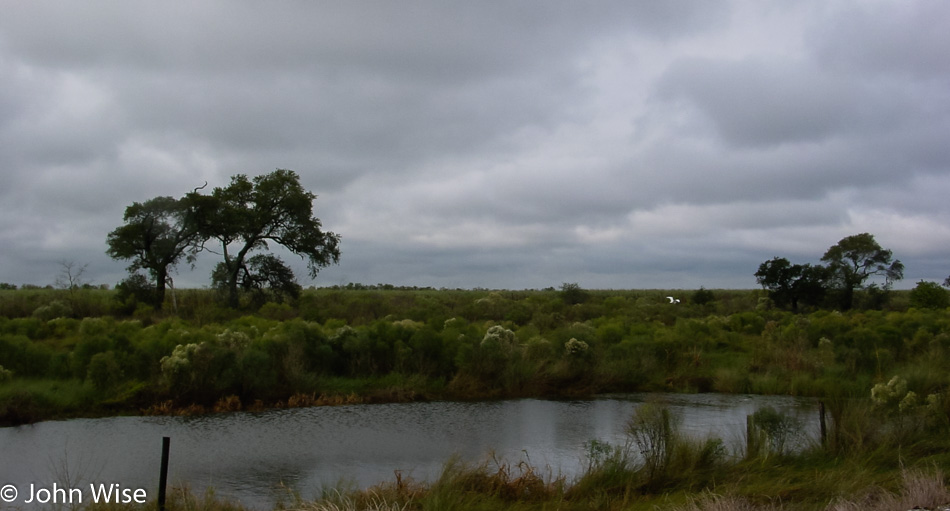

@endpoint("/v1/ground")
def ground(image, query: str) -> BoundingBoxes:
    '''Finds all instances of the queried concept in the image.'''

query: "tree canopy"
[755,233,902,311]
[193,169,340,308]
[106,196,202,310]
[107,170,340,310]
[754,257,827,312]
[820,233,903,310]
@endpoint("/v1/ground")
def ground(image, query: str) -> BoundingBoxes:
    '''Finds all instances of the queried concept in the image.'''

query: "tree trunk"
[154,267,167,311]
[227,259,242,309]
[226,243,254,309]
[841,286,854,310]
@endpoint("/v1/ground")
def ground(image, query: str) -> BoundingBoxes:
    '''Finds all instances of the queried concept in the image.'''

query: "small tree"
[691,286,715,306]
[560,282,589,305]
[820,233,903,310]
[754,257,828,311]
[114,273,155,314]
[55,260,89,291]
[106,196,204,310]
[909,280,949,309]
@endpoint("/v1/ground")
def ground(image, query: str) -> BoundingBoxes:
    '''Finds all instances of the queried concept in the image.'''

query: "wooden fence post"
[158,436,170,511]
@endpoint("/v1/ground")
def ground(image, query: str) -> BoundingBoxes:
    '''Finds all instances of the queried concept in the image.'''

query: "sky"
[1,1,948,291]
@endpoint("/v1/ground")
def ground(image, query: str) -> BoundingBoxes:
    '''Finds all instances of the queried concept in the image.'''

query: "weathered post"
[819,401,827,446]
[158,436,170,511]
[746,414,753,457]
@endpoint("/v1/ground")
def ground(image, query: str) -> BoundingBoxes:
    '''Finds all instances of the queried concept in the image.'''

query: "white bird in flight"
[666,296,680,304]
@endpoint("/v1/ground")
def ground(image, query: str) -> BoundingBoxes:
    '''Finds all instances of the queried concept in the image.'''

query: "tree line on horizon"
[105,169,340,311]
[755,232,909,311]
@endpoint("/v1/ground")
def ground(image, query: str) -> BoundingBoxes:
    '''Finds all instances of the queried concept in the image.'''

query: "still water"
[0,394,818,509]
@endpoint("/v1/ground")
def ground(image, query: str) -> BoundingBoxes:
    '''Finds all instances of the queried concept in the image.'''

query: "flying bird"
[666,296,680,304]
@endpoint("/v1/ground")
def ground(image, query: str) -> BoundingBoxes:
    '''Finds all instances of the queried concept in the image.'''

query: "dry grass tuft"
[828,469,950,511]
[677,493,776,511]
[676,470,949,511]
[283,489,411,511]
[213,395,242,412]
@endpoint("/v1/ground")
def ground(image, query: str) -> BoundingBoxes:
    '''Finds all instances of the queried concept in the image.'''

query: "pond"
[0,394,820,509]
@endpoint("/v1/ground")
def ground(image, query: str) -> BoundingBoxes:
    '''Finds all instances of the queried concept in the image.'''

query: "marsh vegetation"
[1,285,948,509]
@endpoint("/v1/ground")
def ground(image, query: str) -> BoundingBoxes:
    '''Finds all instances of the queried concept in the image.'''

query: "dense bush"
[910,280,950,309]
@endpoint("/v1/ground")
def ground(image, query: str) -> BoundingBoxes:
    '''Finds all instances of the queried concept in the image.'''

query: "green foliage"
[560,282,589,305]
[32,300,73,321]
[104,170,340,311]
[106,196,203,311]
[212,254,302,308]
[1,286,950,431]
[754,257,828,311]
[196,169,340,308]
[0,334,53,377]
[821,232,904,310]
[909,280,949,309]
[87,351,122,391]
[113,273,155,314]
[691,286,715,306]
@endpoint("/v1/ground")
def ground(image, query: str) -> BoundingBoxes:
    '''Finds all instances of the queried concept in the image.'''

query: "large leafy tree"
[195,169,340,307]
[754,257,828,311]
[820,233,903,310]
[106,196,204,310]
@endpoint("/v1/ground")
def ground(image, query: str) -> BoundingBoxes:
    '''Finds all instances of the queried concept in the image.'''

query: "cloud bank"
[1,1,947,290]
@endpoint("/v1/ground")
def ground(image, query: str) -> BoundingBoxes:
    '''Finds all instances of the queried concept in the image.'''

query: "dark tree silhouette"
[194,169,340,308]
[820,233,903,310]
[754,257,827,311]
[106,196,203,310]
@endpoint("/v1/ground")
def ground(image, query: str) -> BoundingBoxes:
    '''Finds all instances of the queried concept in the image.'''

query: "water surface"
[0,394,819,509]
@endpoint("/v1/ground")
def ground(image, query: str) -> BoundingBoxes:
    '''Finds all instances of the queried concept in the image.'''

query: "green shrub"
[560,283,589,305]
[32,300,72,321]
[87,351,122,391]
[0,334,53,377]
[909,280,949,310]
[692,286,715,306]
[258,302,296,320]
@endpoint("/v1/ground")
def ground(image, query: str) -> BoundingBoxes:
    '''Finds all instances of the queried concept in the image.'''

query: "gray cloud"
[1,1,947,290]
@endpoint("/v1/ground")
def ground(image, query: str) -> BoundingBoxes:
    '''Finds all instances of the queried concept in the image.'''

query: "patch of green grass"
[0,378,97,424]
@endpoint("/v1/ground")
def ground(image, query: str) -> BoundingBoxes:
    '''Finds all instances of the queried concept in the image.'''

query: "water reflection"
[0,394,818,509]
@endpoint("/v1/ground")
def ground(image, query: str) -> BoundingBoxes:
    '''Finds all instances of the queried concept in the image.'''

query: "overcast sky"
[1,1,948,290]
